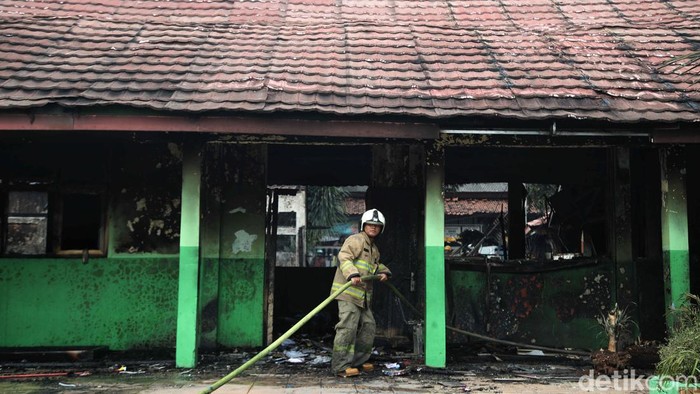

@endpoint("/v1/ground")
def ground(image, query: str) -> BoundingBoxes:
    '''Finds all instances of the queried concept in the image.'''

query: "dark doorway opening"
[266,144,371,341]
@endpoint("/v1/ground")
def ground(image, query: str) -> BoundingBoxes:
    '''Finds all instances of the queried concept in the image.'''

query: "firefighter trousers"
[331,300,376,373]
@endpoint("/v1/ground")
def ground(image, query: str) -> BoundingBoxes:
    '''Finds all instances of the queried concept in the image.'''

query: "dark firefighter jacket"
[330,231,391,308]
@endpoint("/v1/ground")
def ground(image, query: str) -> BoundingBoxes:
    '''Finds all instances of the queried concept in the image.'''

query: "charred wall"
[443,145,664,349]
[110,142,182,254]
[0,135,182,351]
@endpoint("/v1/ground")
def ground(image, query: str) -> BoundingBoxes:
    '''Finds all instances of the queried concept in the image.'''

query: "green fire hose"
[202,273,588,393]
[200,274,382,394]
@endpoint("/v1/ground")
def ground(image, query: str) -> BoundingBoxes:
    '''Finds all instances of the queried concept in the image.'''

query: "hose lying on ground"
[384,282,590,357]
[203,274,589,393]
[200,274,383,394]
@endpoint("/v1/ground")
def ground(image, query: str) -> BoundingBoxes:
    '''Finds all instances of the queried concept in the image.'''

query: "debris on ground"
[0,337,658,393]
[382,361,409,376]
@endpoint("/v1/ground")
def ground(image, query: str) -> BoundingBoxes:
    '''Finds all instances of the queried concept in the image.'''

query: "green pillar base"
[425,245,446,367]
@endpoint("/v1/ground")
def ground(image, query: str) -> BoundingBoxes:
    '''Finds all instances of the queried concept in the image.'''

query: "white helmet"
[361,209,386,233]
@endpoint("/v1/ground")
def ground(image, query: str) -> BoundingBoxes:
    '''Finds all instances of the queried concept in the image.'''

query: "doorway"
[264,144,372,343]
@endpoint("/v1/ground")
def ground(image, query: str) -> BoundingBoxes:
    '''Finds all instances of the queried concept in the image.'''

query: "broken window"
[444,147,609,265]
[5,191,48,255]
[529,184,605,260]
[445,182,605,262]
[0,142,110,256]
[57,193,104,253]
[444,183,509,259]
[524,183,602,260]
[2,189,106,256]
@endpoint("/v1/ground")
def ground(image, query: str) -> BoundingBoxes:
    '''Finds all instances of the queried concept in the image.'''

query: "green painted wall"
[217,258,265,346]
[448,264,613,350]
[0,257,178,349]
[0,139,182,351]
[211,144,267,348]
[0,140,268,352]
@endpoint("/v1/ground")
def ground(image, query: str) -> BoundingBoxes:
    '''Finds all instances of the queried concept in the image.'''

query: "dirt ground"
[0,341,653,393]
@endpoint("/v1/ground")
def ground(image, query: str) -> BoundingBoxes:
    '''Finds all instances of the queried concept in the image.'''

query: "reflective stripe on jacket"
[330,231,391,308]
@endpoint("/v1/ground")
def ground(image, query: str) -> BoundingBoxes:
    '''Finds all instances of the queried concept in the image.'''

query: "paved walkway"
[0,357,651,393]
[142,371,650,393]
[141,378,651,393]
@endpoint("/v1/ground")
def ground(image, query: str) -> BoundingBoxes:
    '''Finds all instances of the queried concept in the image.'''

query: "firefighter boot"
[337,367,360,378]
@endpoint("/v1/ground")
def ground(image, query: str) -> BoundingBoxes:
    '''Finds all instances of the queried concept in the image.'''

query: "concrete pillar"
[507,182,526,259]
[609,148,638,327]
[424,143,446,367]
[660,147,690,329]
[176,141,203,368]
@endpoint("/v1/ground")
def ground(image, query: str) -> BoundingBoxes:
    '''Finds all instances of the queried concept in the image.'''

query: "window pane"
[277,212,296,228]
[276,234,296,253]
[308,246,340,268]
[6,216,47,255]
[275,235,297,267]
[6,191,49,255]
[526,184,604,259]
[524,184,559,260]
[61,194,102,250]
[444,183,508,259]
[8,191,48,214]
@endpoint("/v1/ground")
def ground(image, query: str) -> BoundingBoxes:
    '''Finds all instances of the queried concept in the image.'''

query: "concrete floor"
[0,358,651,393]
[0,339,656,394]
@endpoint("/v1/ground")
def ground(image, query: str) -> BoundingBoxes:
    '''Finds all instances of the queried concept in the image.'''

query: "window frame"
[51,187,107,257]
[1,182,51,256]
[1,182,107,257]
[444,181,607,271]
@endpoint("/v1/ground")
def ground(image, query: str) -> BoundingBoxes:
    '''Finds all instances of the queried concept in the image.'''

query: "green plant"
[596,303,636,352]
[306,186,349,246]
[656,294,700,379]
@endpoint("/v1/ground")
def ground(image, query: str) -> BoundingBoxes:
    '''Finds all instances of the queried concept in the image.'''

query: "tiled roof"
[1,1,699,123]
[344,198,366,216]
[445,198,508,216]
[446,197,542,215]
[453,183,508,193]
[346,197,507,216]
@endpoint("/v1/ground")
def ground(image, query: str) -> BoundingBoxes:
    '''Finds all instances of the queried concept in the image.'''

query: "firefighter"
[330,209,391,377]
